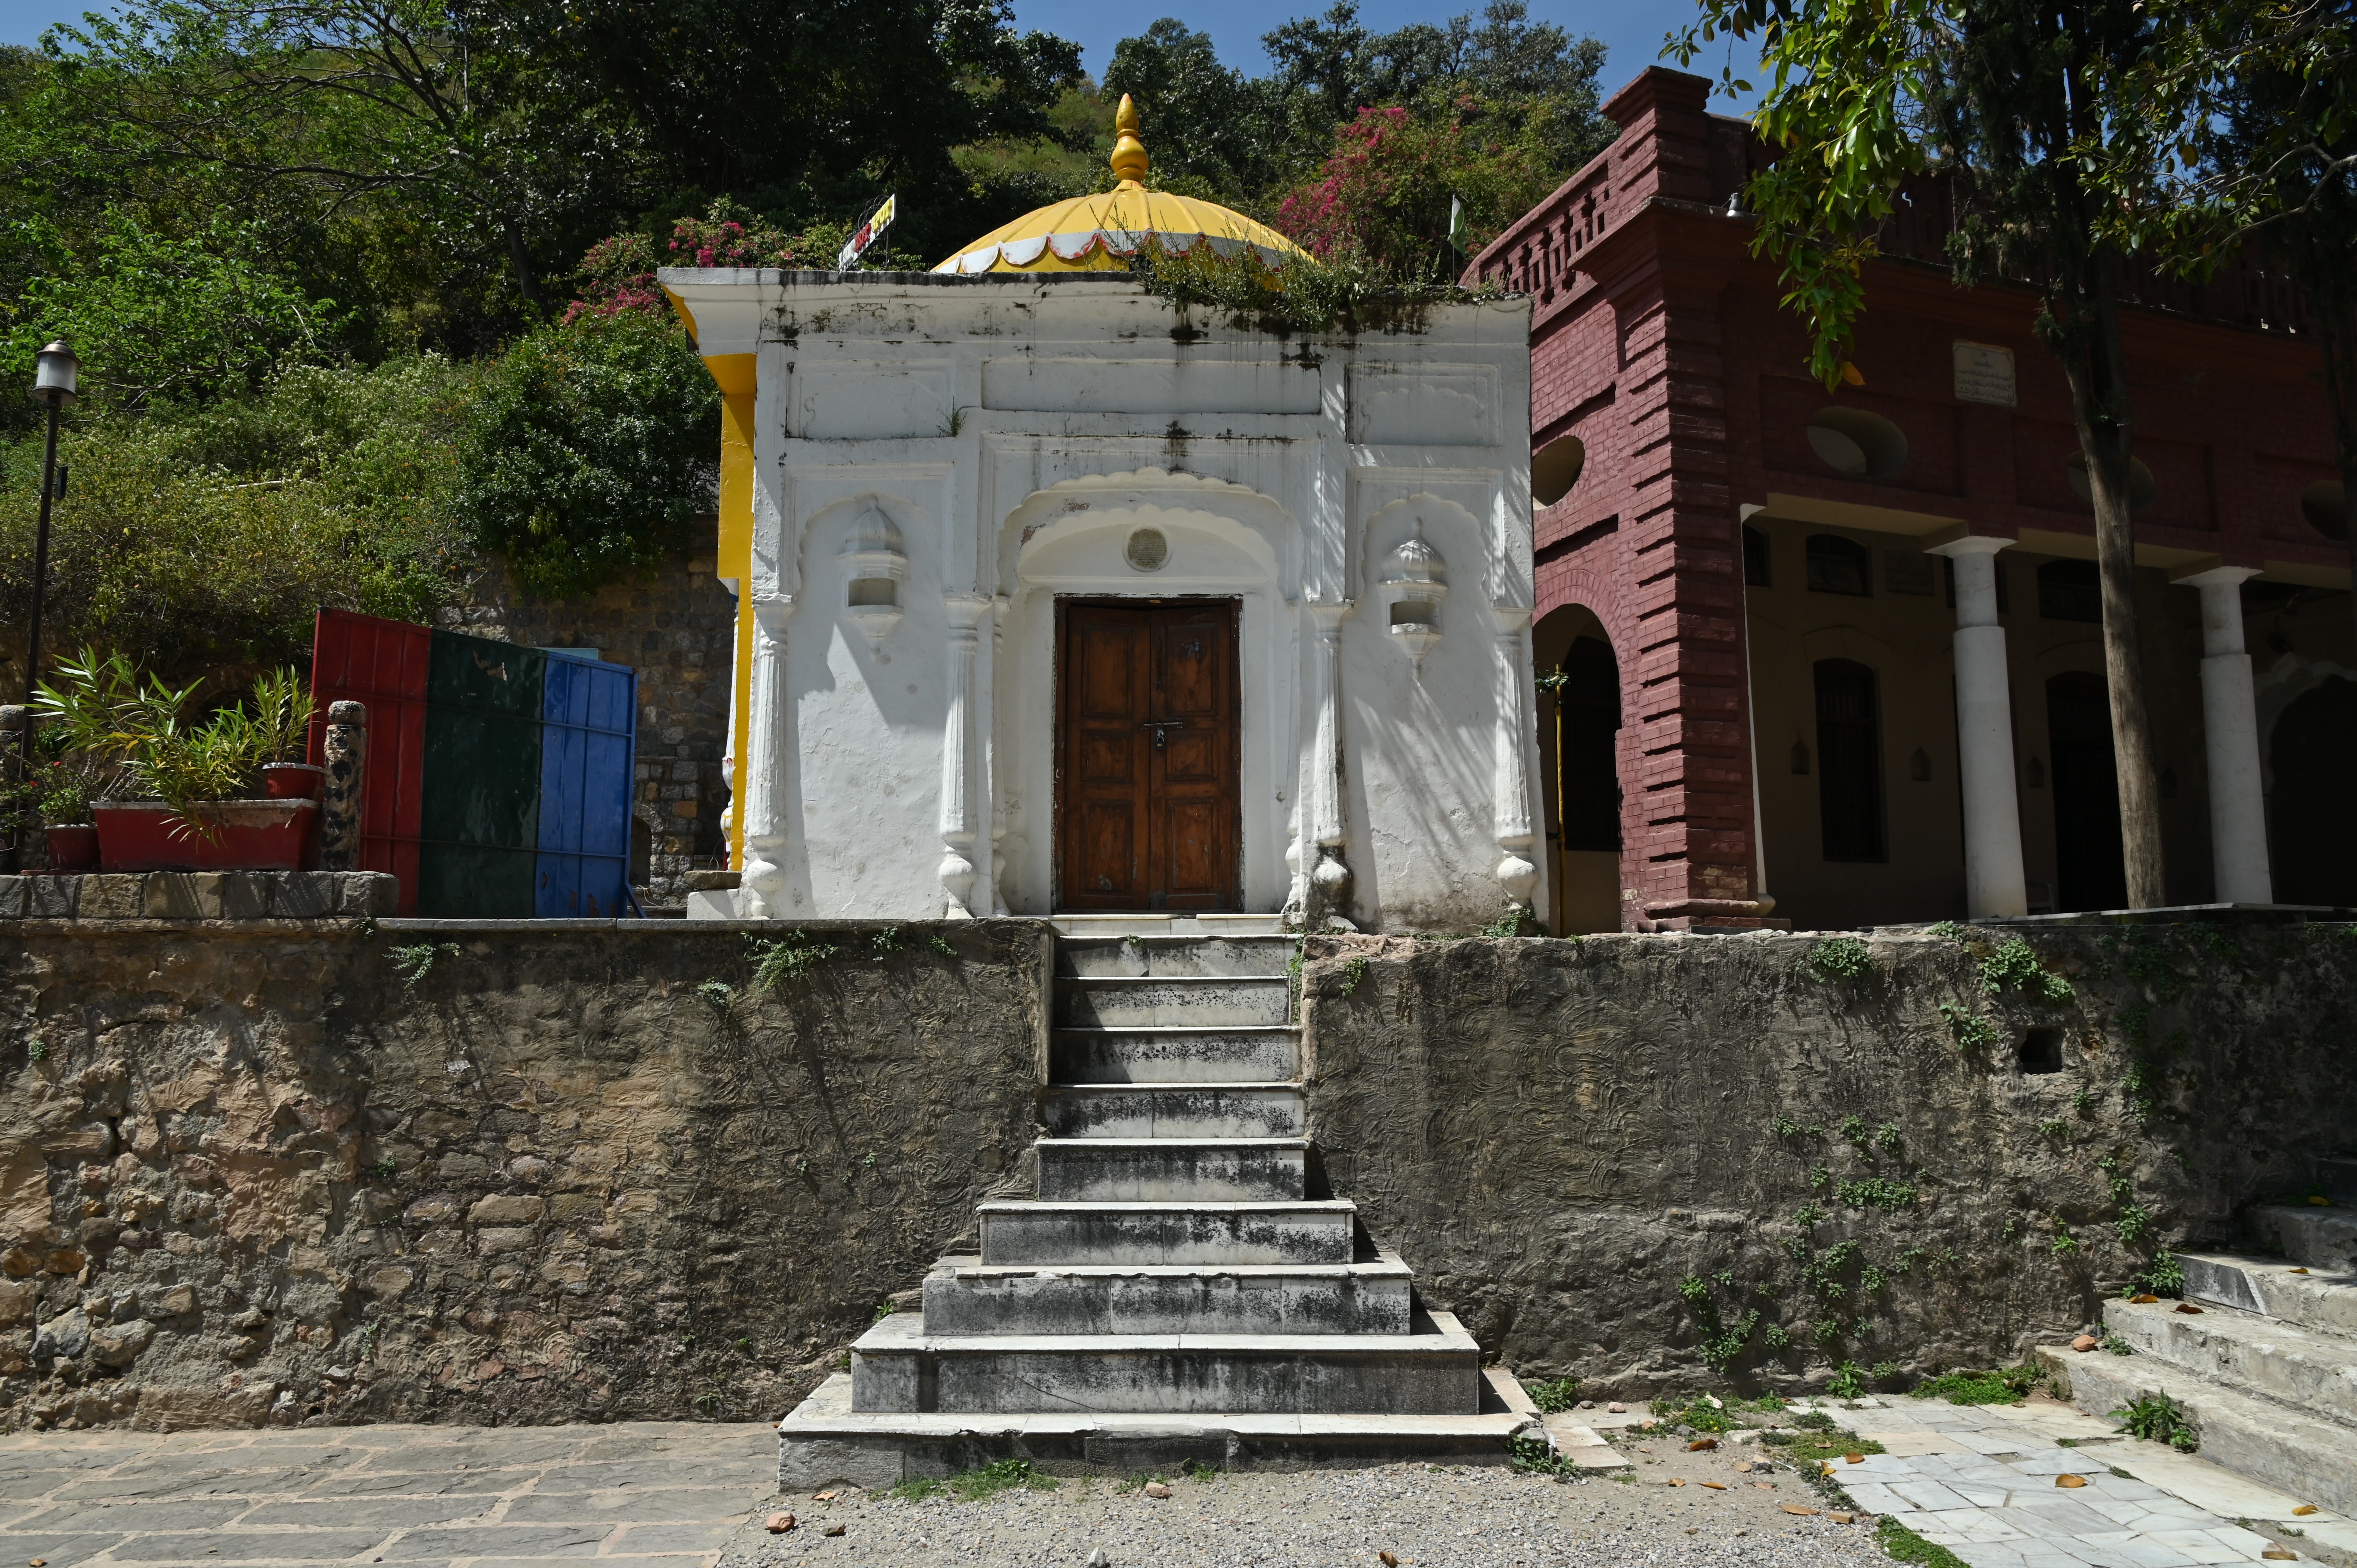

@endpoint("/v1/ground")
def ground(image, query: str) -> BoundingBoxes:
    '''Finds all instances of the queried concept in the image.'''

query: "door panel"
[1058,599,1240,911]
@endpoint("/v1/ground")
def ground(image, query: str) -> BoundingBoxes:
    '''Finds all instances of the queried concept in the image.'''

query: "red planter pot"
[42,825,99,872]
[93,800,318,873]
[262,763,326,800]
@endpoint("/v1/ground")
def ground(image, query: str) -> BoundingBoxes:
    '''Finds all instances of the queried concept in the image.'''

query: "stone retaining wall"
[0,920,1048,1431]
[1299,922,2357,1400]
[2,918,2349,1431]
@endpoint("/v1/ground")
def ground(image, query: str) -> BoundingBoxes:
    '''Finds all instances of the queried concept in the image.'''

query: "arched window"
[1556,637,1622,851]
[1814,659,1885,862]
[1806,534,1873,597]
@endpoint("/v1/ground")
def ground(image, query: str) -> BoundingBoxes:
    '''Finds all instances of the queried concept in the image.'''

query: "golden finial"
[1111,93,1148,186]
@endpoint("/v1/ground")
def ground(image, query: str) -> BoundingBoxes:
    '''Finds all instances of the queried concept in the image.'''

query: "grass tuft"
[1879,1515,1973,1568]
[1912,1365,2043,1405]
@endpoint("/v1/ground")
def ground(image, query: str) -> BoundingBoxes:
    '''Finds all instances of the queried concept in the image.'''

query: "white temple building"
[664,102,1544,931]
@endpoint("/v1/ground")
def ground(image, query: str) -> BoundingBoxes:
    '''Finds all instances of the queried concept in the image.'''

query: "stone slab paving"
[0,1423,777,1567]
[1788,1394,2353,1568]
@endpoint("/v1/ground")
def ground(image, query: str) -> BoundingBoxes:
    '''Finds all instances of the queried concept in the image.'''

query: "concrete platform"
[1057,936,1297,977]
[1050,1026,1299,1083]
[977,1199,1355,1266]
[2250,1204,2357,1272]
[1057,975,1293,1028]
[846,1310,1483,1415]
[2039,1341,2357,1514]
[916,1252,1416,1337]
[2182,1252,2357,1337]
[777,1372,1535,1488]
[1036,1137,1309,1201]
[2101,1296,2357,1428]
[1039,1081,1303,1138]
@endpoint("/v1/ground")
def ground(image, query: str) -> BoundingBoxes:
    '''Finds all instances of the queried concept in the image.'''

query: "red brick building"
[1470,67,2353,933]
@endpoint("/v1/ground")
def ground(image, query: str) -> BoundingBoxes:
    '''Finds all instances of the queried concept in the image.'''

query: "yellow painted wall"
[705,352,757,871]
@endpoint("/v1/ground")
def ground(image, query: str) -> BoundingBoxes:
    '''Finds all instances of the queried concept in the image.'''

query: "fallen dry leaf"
[2291,1267,2310,1275]
[2057,1475,2088,1489]
[1831,1513,1856,1524]
[1735,1460,1754,1473]
[2262,1550,2298,1561]
[1689,1438,1718,1451]
[1668,1478,1687,1487]
[2293,1506,2319,1517]
[2131,1294,2160,1304]
[1702,1481,1728,1490]
[1382,1554,1399,1567]
[814,1490,837,1501]
[2175,1303,2205,1315]
[1845,1453,1865,1464]
[765,1513,795,1534]
[1783,1504,1820,1516]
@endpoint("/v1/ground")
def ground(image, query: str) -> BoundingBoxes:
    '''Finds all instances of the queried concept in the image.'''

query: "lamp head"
[33,340,78,404]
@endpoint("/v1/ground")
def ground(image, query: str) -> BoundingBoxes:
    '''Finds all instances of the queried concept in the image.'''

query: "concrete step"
[847,1308,1482,1415]
[2249,1203,2357,1271]
[2038,1341,2357,1514]
[1050,1026,1299,1085]
[1056,936,1299,979]
[915,1251,1415,1337]
[2102,1296,2357,1428]
[1057,976,1292,1028]
[1037,1138,1308,1202]
[2182,1252,2357,1338]
[977,1199,1355,1266]
[1041,1082,1302,1139]
[777,1371,1534,1488]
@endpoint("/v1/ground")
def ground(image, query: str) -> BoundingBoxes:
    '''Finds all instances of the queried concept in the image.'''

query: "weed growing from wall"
[746,931,840,992]
[389,941,458,993]
[1937,1002,2000,1050]
[1981,939,2074,1003]
[1807,938,1873,982]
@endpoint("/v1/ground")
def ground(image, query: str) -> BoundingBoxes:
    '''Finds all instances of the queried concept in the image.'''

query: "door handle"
[1139,719,1186,749]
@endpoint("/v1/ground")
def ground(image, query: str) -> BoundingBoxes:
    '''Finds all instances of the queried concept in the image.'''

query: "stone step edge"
[2035,1343,2357,1515]
[1061,974,1292,986]
[977,1199,1353,1215]
[2099,1298,2357,1428]
[1043,1081,1304,1094]
[1036,1137,1312,1151]
[2180,1252,2357,1337]
[925,1249,1412,1281]
[852,1320,1479,1357]
[1051,1025,1301,1035]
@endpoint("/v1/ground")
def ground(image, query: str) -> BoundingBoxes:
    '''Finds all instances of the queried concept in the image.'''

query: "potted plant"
[0,710,120,874]
[35,651,321,873]
[251,669,326,800]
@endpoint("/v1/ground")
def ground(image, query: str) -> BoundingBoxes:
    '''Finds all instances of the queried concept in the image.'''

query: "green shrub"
[1981,938,2074,1003]
[1808,937,1873,982]
[1523,1376,1580,1413]
[2112,1392,2197,1451]
[1912,1365,2042,1405]
[455,311,718,597]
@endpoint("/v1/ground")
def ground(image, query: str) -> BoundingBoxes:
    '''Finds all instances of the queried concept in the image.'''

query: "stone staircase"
[2040,1180,2357,1516]
[777,932,1537,1487]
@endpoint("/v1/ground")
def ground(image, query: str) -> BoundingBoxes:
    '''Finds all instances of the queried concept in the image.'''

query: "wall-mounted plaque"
[1953,341,2017,407]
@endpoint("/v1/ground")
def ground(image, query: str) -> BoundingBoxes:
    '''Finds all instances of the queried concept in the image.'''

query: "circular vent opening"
[2064,452,2159,511]
[1533,434,1586,508]
[1806,408,1909,480]
[2301,479,2346,541]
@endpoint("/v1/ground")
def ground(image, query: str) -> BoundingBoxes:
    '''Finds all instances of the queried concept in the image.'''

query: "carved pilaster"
[938,596,988,916]
[983,595,1010,915]
[1492,604,1539,915]
[739,595,793,919]
[1306,600,1353,919]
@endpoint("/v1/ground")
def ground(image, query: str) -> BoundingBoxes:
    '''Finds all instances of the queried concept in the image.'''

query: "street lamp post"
[7,340,78,871]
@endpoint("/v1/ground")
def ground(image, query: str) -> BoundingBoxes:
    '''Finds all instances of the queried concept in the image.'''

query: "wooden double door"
[1057,599,1241,911]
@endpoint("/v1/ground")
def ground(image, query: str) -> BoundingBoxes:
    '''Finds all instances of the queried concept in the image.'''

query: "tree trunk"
[2057,262,2168,910]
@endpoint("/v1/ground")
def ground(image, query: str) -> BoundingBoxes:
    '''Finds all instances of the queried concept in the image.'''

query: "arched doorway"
[2047,671,2127,911]
[1534,606,1623,932]
[2269,674,2357,906]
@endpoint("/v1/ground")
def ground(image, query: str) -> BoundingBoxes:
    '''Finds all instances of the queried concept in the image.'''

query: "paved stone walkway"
[0,1422,777,1567]
[1788,1394,2353,1568]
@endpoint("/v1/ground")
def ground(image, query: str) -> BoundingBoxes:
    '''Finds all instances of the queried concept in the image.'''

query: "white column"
[738,595,793,919]
[1927,537,2028,918]
[938,596,987,917]
[1307,601,1353,915]
[981,595,1009,916]
[2177,566,2272,904]
[1491,604,1540,914]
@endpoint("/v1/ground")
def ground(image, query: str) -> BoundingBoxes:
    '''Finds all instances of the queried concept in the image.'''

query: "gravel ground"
[721,1445,1897,1568]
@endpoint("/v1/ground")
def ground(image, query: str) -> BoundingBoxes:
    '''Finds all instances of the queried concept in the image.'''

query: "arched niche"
[1808,407,1909,480]
[1532,433,1586,507]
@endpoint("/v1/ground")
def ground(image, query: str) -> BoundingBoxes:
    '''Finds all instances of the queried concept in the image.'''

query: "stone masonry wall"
[0,920,1046,1432]
[3,918,2350,1433]
[1300,922,2357,1400]
[446,524,736,908]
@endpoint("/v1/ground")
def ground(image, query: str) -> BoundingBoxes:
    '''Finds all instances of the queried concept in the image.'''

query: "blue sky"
[1,0,1761,111]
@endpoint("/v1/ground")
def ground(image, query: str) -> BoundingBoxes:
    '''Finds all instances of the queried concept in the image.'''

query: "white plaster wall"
[663,270,1544,930]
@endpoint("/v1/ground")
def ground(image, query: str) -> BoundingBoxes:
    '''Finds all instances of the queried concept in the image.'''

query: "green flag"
[1449,194,1469,255]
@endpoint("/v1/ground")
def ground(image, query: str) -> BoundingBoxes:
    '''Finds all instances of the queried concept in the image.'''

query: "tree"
[1674,0,2180,908]
[1104,21,1269,195]
[2090,0,2357,645]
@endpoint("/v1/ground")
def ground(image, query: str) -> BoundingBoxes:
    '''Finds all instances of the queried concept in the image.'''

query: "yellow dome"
[934,95,1311,275]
